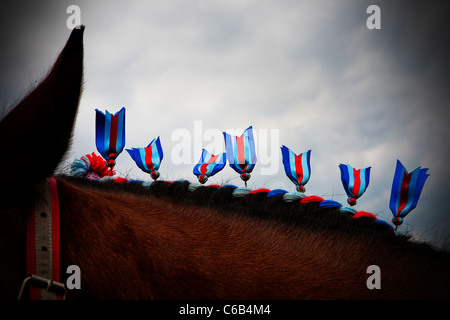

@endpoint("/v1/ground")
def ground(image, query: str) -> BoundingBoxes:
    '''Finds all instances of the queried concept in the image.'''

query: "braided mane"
[61,175,399,240]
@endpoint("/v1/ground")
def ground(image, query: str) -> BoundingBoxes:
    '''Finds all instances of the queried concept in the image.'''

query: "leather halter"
[18,177,66,300]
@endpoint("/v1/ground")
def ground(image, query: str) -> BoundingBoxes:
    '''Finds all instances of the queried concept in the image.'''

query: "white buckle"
[18,274,67,300]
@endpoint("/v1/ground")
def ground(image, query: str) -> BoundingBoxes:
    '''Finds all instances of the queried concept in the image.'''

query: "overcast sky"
[1,0,450,250]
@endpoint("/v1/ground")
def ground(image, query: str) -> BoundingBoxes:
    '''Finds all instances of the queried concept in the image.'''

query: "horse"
[1,26,449,300]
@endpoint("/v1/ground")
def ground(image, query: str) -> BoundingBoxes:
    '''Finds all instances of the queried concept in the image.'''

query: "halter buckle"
[18,274,67,300]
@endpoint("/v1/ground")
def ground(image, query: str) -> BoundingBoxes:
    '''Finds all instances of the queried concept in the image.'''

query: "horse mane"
[60,174,450,265]
[59,175,407,242]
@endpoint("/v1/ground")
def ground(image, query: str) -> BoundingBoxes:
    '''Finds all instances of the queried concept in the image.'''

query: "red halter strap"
[19,177,65,300]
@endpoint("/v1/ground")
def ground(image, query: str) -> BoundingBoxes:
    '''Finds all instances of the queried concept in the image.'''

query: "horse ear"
[0,26,84,188]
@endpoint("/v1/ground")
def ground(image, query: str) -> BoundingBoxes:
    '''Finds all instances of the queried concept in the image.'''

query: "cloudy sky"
[1,0,449,249]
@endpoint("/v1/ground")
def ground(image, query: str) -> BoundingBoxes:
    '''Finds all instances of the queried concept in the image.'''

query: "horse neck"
[57,178,450,299]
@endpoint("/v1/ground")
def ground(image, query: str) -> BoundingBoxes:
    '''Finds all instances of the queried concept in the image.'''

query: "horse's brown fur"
[54,177,450,299]
[1,26,449,300]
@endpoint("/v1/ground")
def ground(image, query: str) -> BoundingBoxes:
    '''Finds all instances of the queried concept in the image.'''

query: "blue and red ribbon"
[281,146,311,192]
[389,160,429,227]
[223,126,257,185]
[126,137,163,180]
[95,107,126,174]
[339,163,371,206]
[193,149,226,184]
[70,152,114,180]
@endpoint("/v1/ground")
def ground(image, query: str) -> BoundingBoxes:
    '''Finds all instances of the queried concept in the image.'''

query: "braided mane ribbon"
[70,152,114,180]
[126,137,163,181]
[281,146,311,192]
[193,149,226,184]
[389,160,429,227]
[223,126,257,187]
[339,163,371,206]
[95,107,126,175]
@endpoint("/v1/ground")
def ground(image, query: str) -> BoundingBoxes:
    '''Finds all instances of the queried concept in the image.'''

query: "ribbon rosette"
[339,163,371,206]
[193,149,226,184]
[70,152,115,180]
[126,137,163,181]
[95,107,126,175]
[223,126,257,187]
[281,146,311,192]
[389,160,429,227]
